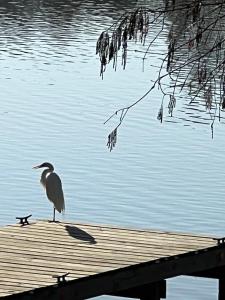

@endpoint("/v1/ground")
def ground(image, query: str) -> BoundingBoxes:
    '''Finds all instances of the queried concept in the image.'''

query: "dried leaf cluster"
[107,128,117,151]
[96,8,150,78]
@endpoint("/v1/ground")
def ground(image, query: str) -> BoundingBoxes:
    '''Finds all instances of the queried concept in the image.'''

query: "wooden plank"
[0,282,32,291]
[0,261,92,277]
[0,241,208,264]
[2,221,215,243]
[0,253,111,273]
[0,228,212,247]
[0,278,43,289]
[29,220,216,239]
[2,221,214,244]
[0,234,211,263]
[0,227,214,250]
[0,237,206,260]
[0,234,205,255]
[0,252,140,268]
[0,266,80,278]
[0,229,215,253]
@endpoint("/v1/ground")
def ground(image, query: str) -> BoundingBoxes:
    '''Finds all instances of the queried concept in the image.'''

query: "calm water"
[0,0,224,299]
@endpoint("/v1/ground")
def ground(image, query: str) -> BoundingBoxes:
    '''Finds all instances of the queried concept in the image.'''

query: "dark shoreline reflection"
[0,0,140,57]
[0,0,139,22]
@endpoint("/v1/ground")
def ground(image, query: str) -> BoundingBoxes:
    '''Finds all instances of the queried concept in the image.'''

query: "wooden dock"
[0,220,225,299]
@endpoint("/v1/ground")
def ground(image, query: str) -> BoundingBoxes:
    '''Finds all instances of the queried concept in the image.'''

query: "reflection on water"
[0,0,136,63]
[0,1,223,300]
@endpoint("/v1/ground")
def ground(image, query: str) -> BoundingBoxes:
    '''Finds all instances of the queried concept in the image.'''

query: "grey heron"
[33,162,65,222]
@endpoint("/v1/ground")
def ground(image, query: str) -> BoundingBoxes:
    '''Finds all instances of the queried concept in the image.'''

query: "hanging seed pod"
[195,26,202,46]
[168,95,176,116]
[107,128,117,151]
[122,26,128,44]
[168,25,174,42]
[217,40,222,50]
[141,11,149,45]
[167,39,176,71]
[96,31,104,55]
[221,96,225,109]
[198,62,207,84]
[221,77,225,109]
[222,77,225,94]
[138,12,144,33]
[119,15,128,29]
[165,0,169,10]
[157,104,163,123]
[192,0,201,23]
[108,40,114,62]
[128,10,137,40]
[103,32,110,57]
[96,31,110,78]
[122,41,127,69]
[100,54,107,78]
[116,27,122,51]
[111,32,119,64]
[96,31,110,59]
[204,85,213,110]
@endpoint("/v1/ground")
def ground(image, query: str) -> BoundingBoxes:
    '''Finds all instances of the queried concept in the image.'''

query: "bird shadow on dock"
[65,225,96,244]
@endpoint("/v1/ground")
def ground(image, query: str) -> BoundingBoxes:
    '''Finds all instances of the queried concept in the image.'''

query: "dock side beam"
[109,280,166,300]
[219,278,225,300]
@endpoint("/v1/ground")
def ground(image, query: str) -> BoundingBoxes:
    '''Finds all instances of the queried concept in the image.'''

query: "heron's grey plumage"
[33,162,65,221]
[45,172,65,213]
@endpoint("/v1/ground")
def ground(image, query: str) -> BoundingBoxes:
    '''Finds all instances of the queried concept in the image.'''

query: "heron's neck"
[40,168,53,187]
[47,165,54,172]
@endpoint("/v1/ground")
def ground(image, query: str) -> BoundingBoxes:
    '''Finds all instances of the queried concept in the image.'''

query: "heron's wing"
[45,172,65,213]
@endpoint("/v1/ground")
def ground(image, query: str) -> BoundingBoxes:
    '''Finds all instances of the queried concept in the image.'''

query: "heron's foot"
[48,219,60,223]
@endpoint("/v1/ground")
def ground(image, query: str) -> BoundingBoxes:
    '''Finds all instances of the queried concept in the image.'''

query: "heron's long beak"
[33,165,40,169]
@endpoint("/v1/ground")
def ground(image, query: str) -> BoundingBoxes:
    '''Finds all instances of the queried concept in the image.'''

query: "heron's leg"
[53,207,56,222]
